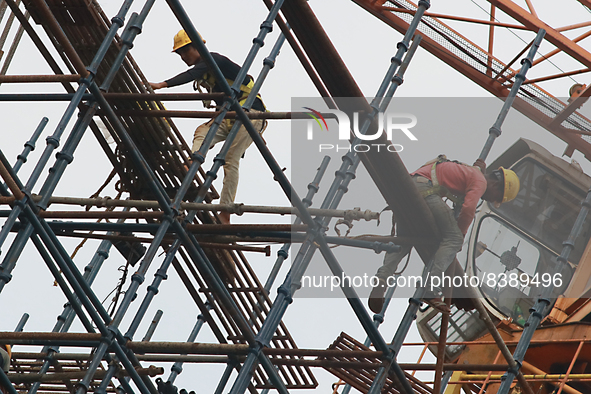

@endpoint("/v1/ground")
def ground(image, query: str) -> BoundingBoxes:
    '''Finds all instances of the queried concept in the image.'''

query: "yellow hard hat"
[500,167,519,203]
[172,29,205,52]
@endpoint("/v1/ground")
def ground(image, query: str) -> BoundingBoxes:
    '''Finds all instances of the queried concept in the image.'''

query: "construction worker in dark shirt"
[150,30,267,224]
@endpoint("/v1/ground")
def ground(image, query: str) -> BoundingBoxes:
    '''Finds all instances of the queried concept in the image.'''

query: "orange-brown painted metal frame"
[351,0,591,160]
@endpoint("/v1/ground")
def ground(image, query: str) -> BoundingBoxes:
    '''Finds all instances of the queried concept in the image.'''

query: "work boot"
[368,279,386,314]
[422,286,451,314]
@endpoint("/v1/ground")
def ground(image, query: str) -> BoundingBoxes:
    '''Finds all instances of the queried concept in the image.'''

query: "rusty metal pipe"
[6,221,307,236]
[187,224,299,233]
[3,0,76,94]
[281,0,439,262]
[0,0,20,54]
[103,92,225,101]
[104,109,321,119]
[0,75,80,83]
[11,353,509,372]
[0,332,101,341]
[55,232,272,255]
[461,373,591,381]
[469,290,535,394]
[0,157,23,200]
[28,0,88,78]
[0,195,378,220]
[522,361,584,394]
[127,340,383,358]
[39,211,164,219]
[433,299,451,394]
[7,367,163,384]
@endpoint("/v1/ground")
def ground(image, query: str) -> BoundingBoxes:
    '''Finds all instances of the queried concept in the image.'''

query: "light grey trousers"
[192,111,267,205]
[376,176,464,282]
[0,347,8,372]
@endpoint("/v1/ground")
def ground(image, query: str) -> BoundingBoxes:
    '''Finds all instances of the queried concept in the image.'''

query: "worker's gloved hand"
[180,389,196,394]
[156,378,178,394]
[473,158,486,173]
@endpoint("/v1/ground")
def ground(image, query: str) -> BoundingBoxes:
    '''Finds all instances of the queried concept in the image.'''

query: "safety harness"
[418,155,471,214]
[194,72,265,110]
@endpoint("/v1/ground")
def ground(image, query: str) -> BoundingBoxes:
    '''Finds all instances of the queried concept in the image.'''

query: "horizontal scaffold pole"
[0,75,81,83]
[10,352,510,371]
[101,110,329,119]
[0,196,379,221]
[0,92,224,101]
[7,367,163,384]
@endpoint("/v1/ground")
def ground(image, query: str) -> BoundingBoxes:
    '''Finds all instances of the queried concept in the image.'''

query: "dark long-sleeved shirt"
[165,52,264,111]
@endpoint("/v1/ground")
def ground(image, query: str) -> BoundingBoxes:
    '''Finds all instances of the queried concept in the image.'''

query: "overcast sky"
[1,1,591,393]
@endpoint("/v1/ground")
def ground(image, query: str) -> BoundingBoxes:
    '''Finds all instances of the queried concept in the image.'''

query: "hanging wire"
[394,249,412,275]
[103,260,131,317]
[469,0,579,84]
[53,173,123,286]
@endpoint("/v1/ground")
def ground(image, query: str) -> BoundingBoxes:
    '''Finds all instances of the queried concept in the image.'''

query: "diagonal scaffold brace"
[470,28,546,394]
[87,0,307,392]
[496,189,591,394]
[162,0,429,392]
[372,26,546,394]
[0,2,166,394]
[124,18,293,393]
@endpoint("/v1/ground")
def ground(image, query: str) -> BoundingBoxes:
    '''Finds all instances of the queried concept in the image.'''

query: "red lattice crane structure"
[352,0,591,159]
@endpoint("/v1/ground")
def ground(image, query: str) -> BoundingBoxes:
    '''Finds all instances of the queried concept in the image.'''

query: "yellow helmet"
[172,29,205,52]
[499,167,519,203]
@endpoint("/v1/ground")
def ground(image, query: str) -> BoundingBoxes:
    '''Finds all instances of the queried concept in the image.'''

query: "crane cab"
[416,138,591,360]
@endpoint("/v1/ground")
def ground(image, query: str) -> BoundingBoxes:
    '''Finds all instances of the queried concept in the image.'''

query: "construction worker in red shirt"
[150,30,267,224]
[368,157,519,314]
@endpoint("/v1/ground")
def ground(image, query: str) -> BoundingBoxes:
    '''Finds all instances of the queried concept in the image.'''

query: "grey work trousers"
[376,176,464,282]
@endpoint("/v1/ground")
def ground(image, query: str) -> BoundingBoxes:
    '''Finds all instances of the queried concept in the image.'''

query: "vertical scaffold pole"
[264,155,331,293]
[0,311,31,394]
[117,10,291,392]
[14,313,28,332]
[78,0,296,391]
[478,29,545,162]
[0,4,168,394]
[165,0,315,227]
[160,2,297,390]
[217,4,427,392]
[497,188,591,393]
[0,0,136,291]
[380,27,546,394]
[10,117,47,175]
[28,213,135,394]
[341,284,397,394]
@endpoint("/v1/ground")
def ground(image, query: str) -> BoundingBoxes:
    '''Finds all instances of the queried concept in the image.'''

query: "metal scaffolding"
[3,1,591,394]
